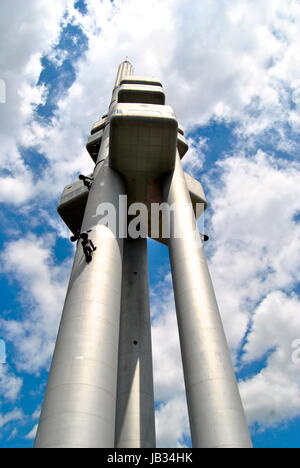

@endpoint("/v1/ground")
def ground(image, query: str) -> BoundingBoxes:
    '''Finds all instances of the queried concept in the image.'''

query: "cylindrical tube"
[35,60,132,448]
[114,59,134,88]
[115,237,156,448]
[164,153,252,449]
[35,164,125,448]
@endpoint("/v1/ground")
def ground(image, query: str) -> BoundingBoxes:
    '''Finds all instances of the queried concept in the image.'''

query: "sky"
[1,0,300,448]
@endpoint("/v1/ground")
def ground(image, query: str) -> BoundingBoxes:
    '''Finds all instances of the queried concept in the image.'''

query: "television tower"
[35,60,252,448]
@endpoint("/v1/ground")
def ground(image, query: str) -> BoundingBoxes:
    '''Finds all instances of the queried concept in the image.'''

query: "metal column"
[115,237,156,448]
[35,63,132,449]
[34,162,126,448]
[164,153,252,448]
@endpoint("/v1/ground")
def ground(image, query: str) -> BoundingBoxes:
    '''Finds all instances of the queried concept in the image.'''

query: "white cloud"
[208,151,300,351]
[0,365,23,402]
[3,0,299,206]
[7,427,18,441]
[239,291,300,428]
[25,424,38,440]
[244,291,300,363]
[0,164,34,206]
[0,235,71,373]
[151,272,191,446]
[0,409,24,430]
[155,396,190,448]
[182,136,207,178]
[205,151,300,431]
[151,297,185,397]
[0,0,80,204]
[31,406,41,421]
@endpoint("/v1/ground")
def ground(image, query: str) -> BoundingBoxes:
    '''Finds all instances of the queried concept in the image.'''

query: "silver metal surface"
[109,103,178,178]
[37,59,251,449]
[184,172,207,218]
[35,161,126,448]
[120,76,162,87]
[118,83,165,105]
[35,63,128,449]
[164,153,252,448]
[115,238,156,448]
[178,124,185,135]
[86,129,103,162]
[91,116,107,135]
[114,60,134,88]
[177,132,189,158]
[57,178,90,235]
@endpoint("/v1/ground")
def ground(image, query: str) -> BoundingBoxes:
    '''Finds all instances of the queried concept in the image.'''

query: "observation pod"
[177,132,189,158]
[57,178,90,234]
[86,130,103,163]
[90,116,107,135]
[120,76,163,87]
[118,84,165,105]
[109,103,178,178]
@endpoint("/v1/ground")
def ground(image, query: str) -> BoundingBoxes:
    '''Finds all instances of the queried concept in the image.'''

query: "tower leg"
[35,165,125,448]
[115,237,156,448]
[164,153,252,448]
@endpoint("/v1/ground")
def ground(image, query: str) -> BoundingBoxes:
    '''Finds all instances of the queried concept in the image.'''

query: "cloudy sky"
[1,0,300,448]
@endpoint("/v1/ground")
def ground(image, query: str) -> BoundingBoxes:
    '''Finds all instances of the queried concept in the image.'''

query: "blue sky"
[1,0,300,448]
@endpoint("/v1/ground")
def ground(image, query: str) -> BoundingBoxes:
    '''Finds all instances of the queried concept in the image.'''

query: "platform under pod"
[57,170,207,239]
